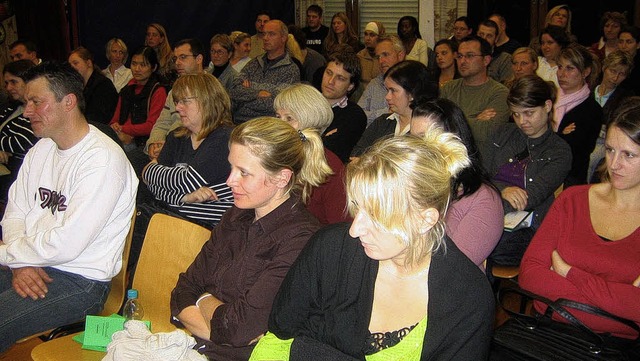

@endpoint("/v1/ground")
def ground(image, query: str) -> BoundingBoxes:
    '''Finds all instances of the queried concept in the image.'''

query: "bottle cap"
[127,289,138,299]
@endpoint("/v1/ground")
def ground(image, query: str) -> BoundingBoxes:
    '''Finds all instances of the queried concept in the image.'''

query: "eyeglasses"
[456,53,484,60]
[172,54,197,62]
[210,49,228,56]
[173,97,197,106]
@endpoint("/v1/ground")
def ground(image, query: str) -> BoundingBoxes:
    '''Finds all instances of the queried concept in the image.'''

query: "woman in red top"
[110,46,167,152]
[520,96,640,341]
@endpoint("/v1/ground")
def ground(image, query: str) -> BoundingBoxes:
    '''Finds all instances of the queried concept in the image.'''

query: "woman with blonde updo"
[251,128,494,360]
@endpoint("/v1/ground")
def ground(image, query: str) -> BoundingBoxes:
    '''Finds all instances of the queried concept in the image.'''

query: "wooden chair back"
[132,213,211,332]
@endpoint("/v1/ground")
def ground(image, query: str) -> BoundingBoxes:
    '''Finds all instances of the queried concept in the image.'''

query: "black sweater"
[269,222,495,360]
[322,102,367,163]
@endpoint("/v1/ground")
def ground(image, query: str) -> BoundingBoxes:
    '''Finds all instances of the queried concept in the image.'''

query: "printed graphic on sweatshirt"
[39,187,68,214]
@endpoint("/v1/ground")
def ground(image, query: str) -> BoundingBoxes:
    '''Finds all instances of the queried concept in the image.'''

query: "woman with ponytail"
[170,117,322,360]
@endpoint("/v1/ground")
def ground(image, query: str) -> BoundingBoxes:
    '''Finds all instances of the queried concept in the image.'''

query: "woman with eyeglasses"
[130,74,235,274]
[109,46,167,152]
[207,34,238,90]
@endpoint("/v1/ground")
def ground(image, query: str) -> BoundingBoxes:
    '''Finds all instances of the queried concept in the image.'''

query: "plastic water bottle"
[122,289,144,320]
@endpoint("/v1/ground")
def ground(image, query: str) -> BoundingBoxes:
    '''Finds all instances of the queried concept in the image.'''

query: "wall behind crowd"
[76,0,295,68]
[469,0,636,47]
[7,0,294,68]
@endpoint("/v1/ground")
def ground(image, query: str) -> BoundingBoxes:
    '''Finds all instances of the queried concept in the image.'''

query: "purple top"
[445,183,504,271]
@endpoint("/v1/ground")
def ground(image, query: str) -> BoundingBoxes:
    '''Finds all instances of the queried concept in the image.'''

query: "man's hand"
[0,151,12,164]
[242,79,251,88]
[633,275,640,287]
[148,142,165,160]
[110,123,122,132]
[118,132,134,145]
[501,186,529,211]
[476,108,497,121]
[11,267,53,300]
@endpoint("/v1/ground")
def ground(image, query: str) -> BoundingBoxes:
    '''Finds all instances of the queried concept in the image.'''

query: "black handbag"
[490,287,640,361]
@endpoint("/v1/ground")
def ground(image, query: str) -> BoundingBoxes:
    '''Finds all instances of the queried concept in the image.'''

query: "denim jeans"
[0,267,110,352]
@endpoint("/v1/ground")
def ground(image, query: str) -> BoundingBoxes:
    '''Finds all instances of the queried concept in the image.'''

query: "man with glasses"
[229,20,300,124]
[144,39,205,161]
[440,35,509,162]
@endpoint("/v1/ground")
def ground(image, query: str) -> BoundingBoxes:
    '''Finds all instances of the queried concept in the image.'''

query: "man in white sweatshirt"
[0,61,138,353]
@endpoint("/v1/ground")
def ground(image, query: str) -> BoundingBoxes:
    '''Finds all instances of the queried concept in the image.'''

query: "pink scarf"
[552,83,590,132]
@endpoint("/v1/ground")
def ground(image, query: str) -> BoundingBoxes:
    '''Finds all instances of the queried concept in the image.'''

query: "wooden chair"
[31,213,211,360]
[492,265,520,280]
[130,213,211,332]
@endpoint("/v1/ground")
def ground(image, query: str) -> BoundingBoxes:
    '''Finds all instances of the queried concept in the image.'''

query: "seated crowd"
[0,3,638,360]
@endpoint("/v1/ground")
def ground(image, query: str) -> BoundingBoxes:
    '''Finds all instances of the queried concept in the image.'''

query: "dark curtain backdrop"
[14,0,70,61]
[75,0,295,68]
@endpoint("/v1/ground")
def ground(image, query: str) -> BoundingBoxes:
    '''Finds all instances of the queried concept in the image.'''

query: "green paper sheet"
[77,314,151,352]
